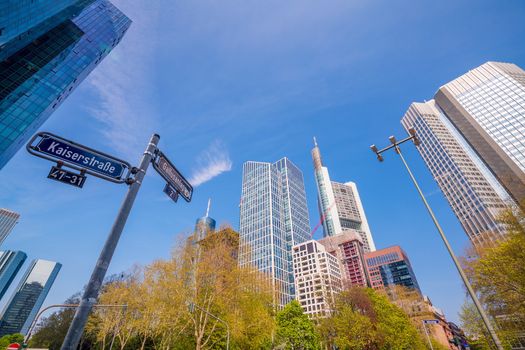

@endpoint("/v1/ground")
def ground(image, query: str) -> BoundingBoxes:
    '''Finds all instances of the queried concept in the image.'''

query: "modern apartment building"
[0,209,19,246]
[0,0,131,169]
[318,231,369,288]
[292,240,342,317]
[311,139,376,251]
[239,158,311,306]
[401,61,525,244]
[0,251,27,300]
[0,259,61,336]
[364,246,420,293]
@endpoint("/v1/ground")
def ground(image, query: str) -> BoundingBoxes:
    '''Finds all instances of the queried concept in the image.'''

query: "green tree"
[275,300,320,350]
[0,333,24,349]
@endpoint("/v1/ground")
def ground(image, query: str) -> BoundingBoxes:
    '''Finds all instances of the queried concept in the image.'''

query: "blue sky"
[1,0,525,324]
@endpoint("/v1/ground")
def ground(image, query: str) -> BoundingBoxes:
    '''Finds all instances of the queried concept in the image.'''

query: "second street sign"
[153,151,193,202]
[27,132,131,183]
[163,183,179,203]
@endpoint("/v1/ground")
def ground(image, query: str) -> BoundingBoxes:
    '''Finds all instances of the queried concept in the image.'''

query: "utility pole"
[61,134,160,349]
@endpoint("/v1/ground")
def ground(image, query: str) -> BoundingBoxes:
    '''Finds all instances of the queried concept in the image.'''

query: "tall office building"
[239,158,311,307]
[364,246,420,293]
[401,61,525,244]
[0,259,61,336]
[311,138,376,251]
[0,209,19,246]
[292,240,342,318]
[0,251,27,301]
[318,231,369,288]
[0,0,131,169]
[194,199,217,242]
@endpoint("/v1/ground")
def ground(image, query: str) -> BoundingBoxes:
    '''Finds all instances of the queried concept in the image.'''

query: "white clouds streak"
[189,140,232,187]
[86,1,160,158]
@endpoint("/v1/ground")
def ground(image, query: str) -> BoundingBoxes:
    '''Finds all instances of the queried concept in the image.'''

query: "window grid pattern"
[444,62,525,172]
[292,240,342,318]
[402,101,510,244]
[0,209,19,246]
[0,0,131,169]
[239,158,310,307]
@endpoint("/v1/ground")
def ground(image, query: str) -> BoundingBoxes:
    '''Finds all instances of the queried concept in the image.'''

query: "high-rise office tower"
[292,240,342,318]
[239,158,311,307]
[0,259,61,336]
[0,251,27,301]
[318,231,369,288]
[401,61,525,244]
[0,0,131,169]
[364,246,420,293]
[0,209,20,246]
[194,199,217,242]
[311,138,376,251]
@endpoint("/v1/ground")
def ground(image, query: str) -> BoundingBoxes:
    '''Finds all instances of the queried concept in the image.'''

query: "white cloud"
[86,0,160,159]
[189,140,232,187]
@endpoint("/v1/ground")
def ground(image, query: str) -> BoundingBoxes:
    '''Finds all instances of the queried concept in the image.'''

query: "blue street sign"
[27,132,131,183]
[163,183,179,202]
[153,151,193,202]
[423,319,440,324]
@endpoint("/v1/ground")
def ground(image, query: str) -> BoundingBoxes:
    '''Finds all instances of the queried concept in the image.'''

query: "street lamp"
[370,127,503,350]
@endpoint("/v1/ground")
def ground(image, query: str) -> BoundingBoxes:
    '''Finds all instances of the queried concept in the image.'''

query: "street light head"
[377,153,384,162]
[370,144,378,154]
[413,136,421,147]
[389,135,397,145]
[408,127,417,137]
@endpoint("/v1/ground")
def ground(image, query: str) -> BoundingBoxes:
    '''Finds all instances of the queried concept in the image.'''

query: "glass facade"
[0,259,61,336]
[239,158,311,307]
[402,61,525,244]
[0,0,131,169]
[0,208,20,246]
[365,246,420,293]
[0,251,27,301]
[402,101,511,244]
[311,141,376,251]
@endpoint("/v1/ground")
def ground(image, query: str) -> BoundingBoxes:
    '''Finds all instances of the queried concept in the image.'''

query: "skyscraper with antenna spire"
[311,138,376,252]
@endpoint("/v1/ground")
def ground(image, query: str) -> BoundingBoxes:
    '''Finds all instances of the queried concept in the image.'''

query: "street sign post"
[47,166,86,188]
[27,132,131,183]
[163,183,179,202]
[153,151,193,202]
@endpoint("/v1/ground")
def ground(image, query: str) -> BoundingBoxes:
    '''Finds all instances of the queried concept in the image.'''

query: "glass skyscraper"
[0,259,61,336]
[311,138,376,251]
[0,209,19,247]
[0,251,27,301]
[401,61,525,244]
[0,0,131,169]
[239,158,311,307]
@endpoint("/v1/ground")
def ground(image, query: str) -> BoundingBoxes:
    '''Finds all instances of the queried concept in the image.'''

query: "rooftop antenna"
[205,198,211,218]
[313,136,318,147]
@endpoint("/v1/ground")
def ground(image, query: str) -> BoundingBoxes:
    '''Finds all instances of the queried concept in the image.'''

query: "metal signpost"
[163,183,179,202]
[153,151,193,202]
[26,132,193,350]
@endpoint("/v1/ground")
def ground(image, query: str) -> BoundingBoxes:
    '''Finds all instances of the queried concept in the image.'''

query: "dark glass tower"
[0,251,27,300]
[0,259,61,336]
[0,0,131,169]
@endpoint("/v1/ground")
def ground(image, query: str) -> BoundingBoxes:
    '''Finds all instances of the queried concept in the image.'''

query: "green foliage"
[319,287,427,350]
[0,333,24,348]
[275,300,320,350]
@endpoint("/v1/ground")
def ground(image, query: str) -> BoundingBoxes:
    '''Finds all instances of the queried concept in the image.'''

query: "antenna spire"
[313,136,318,147]
[205,198,211,217]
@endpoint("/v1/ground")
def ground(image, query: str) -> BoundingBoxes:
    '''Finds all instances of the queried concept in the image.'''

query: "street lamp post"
[188,302,230,350]
[370,127,503,350]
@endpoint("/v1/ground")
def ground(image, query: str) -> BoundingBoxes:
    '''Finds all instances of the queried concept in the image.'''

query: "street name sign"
[163,183,179,202]
[48,166,86,188]
[27,132,131,183]
[153,151,193,202]
[423,319,439,324]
